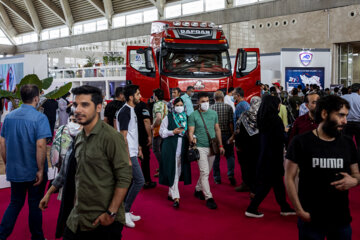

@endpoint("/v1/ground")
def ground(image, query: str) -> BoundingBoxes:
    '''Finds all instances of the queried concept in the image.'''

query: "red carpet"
[1,152,360,240]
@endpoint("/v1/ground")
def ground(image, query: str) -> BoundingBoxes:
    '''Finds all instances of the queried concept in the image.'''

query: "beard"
[76,112,97,126]
[322,116,344,138]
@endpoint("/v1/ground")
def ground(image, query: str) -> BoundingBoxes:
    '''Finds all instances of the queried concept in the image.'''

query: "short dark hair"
[334,87,339,92]
[186,86,194,91]
[115,87,124,98]
[172,87,181,94]
[350,83,360,93]
[269,87,277,95]
[124,85,139,101]
[71,85,103,106]
[234,87,244,98]
[198,92,209,100]
[20,84,39,104]
[292,88,298,95]
[314,95,350,123]
[228,87,234,93]
[153,88,164,100]
[297,85,302,90]
[304,92,319,103]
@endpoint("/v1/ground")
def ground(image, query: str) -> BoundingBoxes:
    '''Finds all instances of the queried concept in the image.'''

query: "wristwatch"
[106,210,117,218]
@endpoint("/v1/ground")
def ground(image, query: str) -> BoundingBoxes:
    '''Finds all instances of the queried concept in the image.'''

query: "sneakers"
[129,212,141,222]
[235,183,250,192]
[280,208,296,216]
[194,190,205,200]
[206,198,217,209]
[245,209,264,218]
[228,176,236,186]
[143,181,157,189]
[125,212,135,228]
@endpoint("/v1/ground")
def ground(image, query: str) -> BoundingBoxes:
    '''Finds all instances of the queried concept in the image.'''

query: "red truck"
[126,20,261,102]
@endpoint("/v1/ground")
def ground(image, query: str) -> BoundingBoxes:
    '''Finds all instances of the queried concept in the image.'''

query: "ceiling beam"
[0,0,34,31]
[148,0,166,18]
[0,3,16,36]
[86,0,106,16]
[59,0,73,32]
[23,0,42,34]
[38,0,66,25]
[0,19,17,45]
[103,0,113,27]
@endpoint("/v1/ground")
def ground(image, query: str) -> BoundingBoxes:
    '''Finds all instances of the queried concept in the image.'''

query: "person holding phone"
[285,95,360,240]
[159,98,191,209]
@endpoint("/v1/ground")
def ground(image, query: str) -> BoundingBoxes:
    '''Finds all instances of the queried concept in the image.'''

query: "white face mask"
[174,106,184,113]
[200,102,209,111]
[189,92,194,97]
[67,121,82,136]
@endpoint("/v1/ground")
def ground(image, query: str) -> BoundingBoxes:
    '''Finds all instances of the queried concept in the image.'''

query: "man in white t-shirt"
[116,84,145,228]
[224,87,235,112]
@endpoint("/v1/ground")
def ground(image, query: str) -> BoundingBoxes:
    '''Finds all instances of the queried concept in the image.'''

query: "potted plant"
[117,56,124,65]
[0,74,72,109]
[103,56,109,66]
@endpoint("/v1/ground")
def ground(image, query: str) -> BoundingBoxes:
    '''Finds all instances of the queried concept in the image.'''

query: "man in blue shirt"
[181,86,194,116]
[342,83,360,155]
[233,87,250,126]
[233,87,250,192]
[0,84,51,240]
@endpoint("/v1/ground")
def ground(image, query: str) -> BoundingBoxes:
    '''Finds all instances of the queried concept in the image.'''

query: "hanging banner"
[285,67,325,91]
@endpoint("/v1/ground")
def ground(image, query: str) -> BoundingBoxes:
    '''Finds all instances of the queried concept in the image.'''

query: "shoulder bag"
[199,111,219,156]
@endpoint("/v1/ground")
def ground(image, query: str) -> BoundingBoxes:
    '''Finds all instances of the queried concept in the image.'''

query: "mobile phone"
[333,173,344,181]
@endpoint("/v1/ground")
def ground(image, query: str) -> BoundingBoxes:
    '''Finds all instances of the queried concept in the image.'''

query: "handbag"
[198,111,219,156]
[188,144,200,162]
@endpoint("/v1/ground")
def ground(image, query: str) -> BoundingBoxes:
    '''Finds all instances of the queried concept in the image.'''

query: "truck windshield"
[161,50,231,76]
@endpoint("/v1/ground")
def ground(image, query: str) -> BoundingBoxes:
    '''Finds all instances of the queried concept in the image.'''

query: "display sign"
[1,63,24,111]
[299,51,313,66]
[177,28,213,39]
[285,67,324,91]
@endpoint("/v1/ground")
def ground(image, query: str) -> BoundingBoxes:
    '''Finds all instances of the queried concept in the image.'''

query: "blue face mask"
[231,96,235,102]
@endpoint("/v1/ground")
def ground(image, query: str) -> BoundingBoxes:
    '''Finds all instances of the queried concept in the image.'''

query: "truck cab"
[126,20,261,103]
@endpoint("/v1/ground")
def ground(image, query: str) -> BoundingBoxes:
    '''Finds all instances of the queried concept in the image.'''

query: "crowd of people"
[0,81,359,240]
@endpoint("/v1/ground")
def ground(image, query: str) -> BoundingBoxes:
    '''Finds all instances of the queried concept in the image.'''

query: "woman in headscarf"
[159,98,191,208]
[234,96,261,197]
[245,95,295,218]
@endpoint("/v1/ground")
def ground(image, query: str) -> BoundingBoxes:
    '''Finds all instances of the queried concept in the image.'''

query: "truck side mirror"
[238,49,247,72]
[145,48,155,72]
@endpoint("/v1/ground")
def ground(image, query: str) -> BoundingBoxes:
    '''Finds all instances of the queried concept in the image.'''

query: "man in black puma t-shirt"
[285,95,360,240]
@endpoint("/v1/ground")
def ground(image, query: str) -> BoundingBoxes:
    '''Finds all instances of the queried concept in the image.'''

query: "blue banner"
[285,67,324,91]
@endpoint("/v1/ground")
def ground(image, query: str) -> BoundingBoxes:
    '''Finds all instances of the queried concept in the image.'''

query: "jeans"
[213,134,235,181]
[247,175,291,212]
[152,136,162,164]
[140,144,151,183]
[125,156,145,212]
[195,147,215,200]
[63,222,123,240]
[298,219,352,240]
[0,175,48,240]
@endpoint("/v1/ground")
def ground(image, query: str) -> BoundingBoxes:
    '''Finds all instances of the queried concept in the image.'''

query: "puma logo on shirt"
[312,158,344,169]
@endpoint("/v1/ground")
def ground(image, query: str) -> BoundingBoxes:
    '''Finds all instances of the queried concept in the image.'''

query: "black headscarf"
[257,95,281,132]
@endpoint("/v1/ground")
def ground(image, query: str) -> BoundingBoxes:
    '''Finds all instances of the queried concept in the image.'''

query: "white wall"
[24,54,48,79]
[280,49,331,89]
[260,53,281,86]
